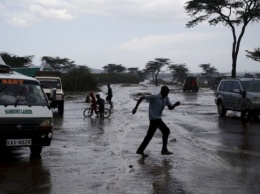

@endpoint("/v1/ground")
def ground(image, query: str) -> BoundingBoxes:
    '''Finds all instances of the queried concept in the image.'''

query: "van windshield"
[241,80,260,92]
[38,79,61,89]
[0,80,48,106]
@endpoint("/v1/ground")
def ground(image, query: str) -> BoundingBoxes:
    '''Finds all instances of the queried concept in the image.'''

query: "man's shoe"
[136,150,148,157]
[161,150,173,155]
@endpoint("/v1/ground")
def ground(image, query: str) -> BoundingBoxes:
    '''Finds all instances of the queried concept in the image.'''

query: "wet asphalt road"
[1,83,260,194]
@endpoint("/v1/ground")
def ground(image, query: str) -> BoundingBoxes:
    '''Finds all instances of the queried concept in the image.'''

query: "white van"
[35,71,64,115]
[0,62,53,158]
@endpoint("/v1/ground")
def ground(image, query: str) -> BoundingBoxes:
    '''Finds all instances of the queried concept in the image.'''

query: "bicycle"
[83,105,111,118]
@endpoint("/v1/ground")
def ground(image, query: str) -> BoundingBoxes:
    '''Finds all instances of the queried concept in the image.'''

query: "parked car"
[183,77,198,92]
[215,78,260,121]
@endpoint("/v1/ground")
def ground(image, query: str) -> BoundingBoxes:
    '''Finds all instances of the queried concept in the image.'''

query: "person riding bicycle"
[89,92,97,114]
[96,94,105,118]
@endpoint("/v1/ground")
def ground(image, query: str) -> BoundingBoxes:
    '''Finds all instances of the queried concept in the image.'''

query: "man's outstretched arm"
[132,96,145,114]
[168,101,180,110]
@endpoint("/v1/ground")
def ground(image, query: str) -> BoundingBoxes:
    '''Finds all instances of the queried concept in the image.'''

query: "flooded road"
[1,83,260,194]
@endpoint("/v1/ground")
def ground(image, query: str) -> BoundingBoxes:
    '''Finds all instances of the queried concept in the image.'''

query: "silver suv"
[215,78,260,120]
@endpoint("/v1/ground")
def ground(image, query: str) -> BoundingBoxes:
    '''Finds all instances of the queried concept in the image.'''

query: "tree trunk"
[231,53,237,78]
[230,20,247,78]
[230,24,237,79]
[155,70,160,86]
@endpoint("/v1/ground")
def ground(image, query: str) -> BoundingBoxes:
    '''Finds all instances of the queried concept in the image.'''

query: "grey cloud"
[0,0,187,27]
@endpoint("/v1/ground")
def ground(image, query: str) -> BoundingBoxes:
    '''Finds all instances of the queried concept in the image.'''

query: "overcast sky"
[0,0,259,73]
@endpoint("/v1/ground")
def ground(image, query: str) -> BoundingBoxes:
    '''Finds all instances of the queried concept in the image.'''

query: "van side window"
[219,81,226,91]
[232,81,240,92]
[224,81,233,92]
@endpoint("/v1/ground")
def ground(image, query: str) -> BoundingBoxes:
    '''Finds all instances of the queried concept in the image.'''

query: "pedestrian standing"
[132,85,180,157]
[191,77,197,92]
[235,90,251,128]
[106,84,113,107]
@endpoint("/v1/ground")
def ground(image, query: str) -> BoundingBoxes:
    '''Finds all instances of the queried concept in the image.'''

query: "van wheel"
[58,102,64,115]
[30,146,42,157]
[218,102,227,117]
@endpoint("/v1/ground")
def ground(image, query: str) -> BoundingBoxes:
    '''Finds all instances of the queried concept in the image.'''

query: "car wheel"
[58,102,64,115]
[218,101,227,117]
[30,146,42,159]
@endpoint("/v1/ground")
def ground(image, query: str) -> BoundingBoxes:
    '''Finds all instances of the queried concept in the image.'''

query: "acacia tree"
[245,48,260,62]
[145,62,158,83]
[103,64,126,74]
[137,70,147,81]
[185,0,260,78]
[168,64,189,85]
[0,52,34,67]
[128,67,139,74]
[199,63,219,85]
[41,56,76,72]
[145,58,170,86]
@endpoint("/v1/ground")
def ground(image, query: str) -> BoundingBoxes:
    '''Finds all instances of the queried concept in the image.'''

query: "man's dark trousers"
[137,119,170,152]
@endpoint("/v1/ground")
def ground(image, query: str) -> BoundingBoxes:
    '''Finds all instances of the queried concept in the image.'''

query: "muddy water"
[1,83,260,194]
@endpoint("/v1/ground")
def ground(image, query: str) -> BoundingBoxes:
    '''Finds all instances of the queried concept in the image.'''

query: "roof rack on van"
[0,56,13,74]
[0,64,13,74]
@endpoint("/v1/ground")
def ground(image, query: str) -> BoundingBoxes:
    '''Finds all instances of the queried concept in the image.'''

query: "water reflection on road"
[0,153,51,194]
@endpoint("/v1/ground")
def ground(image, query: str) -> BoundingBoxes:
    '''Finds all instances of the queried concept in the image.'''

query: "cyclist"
[89,92,97,114]
[96,94,105,118]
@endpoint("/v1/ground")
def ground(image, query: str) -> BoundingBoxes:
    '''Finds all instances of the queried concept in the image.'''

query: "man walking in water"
[132,85,180,157]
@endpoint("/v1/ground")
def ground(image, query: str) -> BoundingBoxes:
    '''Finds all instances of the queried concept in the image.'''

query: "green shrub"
[61,68,98,92]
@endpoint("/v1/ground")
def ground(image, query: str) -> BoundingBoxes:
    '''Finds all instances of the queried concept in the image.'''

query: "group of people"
[86,84,113,118]
[85,83,251,158]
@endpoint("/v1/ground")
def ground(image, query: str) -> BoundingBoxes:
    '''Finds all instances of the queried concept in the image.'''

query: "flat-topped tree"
[185,0,260,78]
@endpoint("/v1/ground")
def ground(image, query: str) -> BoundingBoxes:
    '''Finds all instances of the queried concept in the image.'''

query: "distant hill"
[90,68,104,74]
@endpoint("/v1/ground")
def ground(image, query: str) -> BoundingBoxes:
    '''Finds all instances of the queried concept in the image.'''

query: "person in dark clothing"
[96,94,105,118]
[132,85,180,157]
[234,91,251,128]
[106,84,113,107]
[191,77,198,92]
